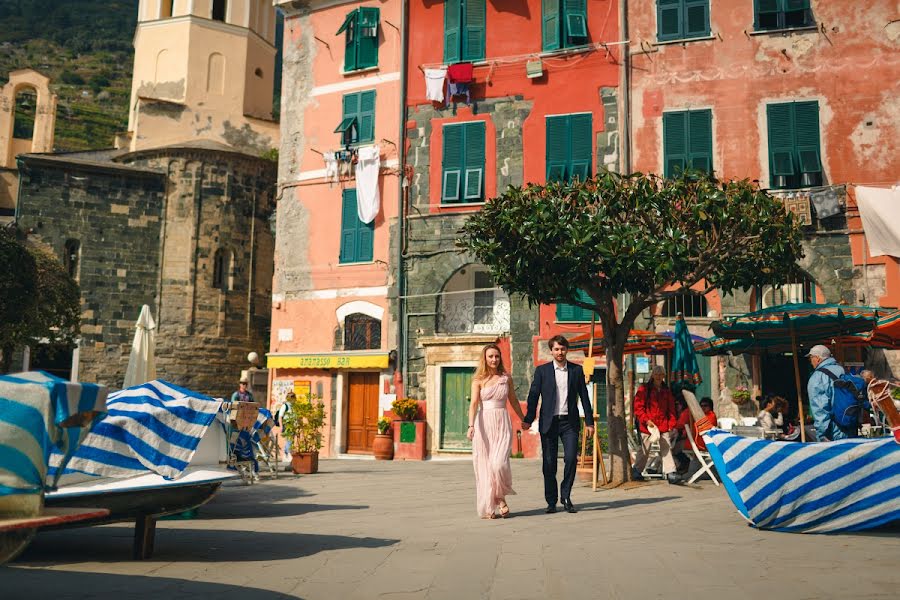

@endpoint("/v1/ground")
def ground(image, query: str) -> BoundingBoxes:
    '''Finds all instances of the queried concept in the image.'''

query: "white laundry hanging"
[856,186,900,258]
[323,152,339,183]
[354,145,381,224]
[424,67,448,103]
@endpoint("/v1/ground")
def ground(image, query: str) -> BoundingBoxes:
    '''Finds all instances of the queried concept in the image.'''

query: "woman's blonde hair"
[474,343,506,381]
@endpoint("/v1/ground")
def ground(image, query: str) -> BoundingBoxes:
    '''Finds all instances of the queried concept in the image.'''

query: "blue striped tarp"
[0,372,107,496]
[704,429,900,533]
[51,380,222,480]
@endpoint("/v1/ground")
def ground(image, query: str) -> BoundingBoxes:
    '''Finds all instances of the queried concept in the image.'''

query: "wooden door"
[346,372,380,453]
[440,367,474,450]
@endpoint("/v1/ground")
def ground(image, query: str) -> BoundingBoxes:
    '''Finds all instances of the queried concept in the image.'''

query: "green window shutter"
[557,290,594,322]
[357,7,379,69]
[687,109,712,173]
[357,217,374,262]
[755,0,781,29]
[556,302,577,322]
[684,0,709,37]
[563,0,588,42]
[340,92,361,145]
[546,115,570,182]
[462,0,486,61]
[574,289,594,321]
[341,10,358,72]
[767,103,796,187]
[444,0,462,63]
[463,122,485,201]
[340,189,358,263]
[442,124,464,203]
[657,0,682,41]
[357,90,376,143]
[663,111,687,178]
[542,0,561,51]
[793,101,821,175]
[568,113,592,182]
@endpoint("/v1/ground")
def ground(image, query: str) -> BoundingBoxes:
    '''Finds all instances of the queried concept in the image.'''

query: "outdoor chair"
[683,428,720,486]
[731,425,767,439]
[717,417,736,431]
[740,417,759,426]
[628,431,664,480]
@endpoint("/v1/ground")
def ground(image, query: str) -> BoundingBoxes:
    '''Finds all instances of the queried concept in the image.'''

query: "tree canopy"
[0,227,81,373]
[458,171,804,484]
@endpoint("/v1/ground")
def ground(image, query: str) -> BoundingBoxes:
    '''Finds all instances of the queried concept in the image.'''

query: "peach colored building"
[270,0,403,456]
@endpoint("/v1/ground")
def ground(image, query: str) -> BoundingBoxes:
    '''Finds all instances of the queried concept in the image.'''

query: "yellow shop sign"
[267,353,390,369]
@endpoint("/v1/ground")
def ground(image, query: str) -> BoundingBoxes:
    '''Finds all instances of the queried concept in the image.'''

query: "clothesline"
[417,39,629,72]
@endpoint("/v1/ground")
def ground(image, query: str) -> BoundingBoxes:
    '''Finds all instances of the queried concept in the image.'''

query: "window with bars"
[661,293,708,318]
[444,0,485,64]
[335,90,376,146]
[754,0,814,31]
[542,0,588,51]
[756,275,815,309]
[663,109,713,177]
[339,189,374,264]
[766,101,822,189]
[337,7,380,72]
[441,121,485,204]
[657,0,710,42]
[556,289,598,323]
[344,313,381,350]
[546,113,592,183]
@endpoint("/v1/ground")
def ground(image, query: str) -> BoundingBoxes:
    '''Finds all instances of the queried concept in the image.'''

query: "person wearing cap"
[231,377,254,404]
[806,344,853,441]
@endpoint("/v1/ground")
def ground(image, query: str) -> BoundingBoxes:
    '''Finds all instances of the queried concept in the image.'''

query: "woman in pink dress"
[466,344,526,519]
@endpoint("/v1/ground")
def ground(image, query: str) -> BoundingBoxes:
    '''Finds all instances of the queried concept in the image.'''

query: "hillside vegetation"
[0,1,138,151]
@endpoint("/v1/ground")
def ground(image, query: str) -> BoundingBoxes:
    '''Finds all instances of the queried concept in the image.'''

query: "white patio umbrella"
[123,304,157,389]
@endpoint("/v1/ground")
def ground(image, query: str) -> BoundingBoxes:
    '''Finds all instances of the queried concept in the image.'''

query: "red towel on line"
[447,62,474,83]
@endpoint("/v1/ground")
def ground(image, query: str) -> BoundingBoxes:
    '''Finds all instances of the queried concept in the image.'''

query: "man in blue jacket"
[806,345,853,441]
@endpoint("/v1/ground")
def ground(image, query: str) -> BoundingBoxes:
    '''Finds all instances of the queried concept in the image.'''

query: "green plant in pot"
[373,416,394,460]
[391,397,419,421]
[281,392,326,474]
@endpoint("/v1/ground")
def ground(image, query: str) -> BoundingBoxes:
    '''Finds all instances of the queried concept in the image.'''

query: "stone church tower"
[123,0,279,155]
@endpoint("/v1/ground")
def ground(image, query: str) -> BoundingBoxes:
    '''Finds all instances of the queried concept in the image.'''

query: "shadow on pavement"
[510,496,679,518]
[15,528,399,565]
[198,502,369,520]
[0,569,303,599]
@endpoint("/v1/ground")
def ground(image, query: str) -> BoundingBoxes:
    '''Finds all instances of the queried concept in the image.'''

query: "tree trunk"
[605,342,630,486]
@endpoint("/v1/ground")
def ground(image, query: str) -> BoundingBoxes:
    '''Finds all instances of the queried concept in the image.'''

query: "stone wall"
[16,156,165,387]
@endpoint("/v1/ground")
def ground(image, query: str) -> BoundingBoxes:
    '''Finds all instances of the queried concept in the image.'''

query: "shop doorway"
[346,372,379,453]
[440,366,474,450]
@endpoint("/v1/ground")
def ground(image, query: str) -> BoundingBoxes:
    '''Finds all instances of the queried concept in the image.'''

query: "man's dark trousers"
[541,415,579,506]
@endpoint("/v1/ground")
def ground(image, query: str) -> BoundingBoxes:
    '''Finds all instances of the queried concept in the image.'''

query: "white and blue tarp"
[0,371,107,496]
[51,380,222,481]
[704,429,900,533]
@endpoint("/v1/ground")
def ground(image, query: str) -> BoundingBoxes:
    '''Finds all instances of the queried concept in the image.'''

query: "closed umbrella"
[670,314,703,391]
[123,305,157,389]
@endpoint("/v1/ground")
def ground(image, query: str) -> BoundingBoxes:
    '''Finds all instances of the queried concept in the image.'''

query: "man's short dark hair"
[700,397,714,409]
[548,335,569,350]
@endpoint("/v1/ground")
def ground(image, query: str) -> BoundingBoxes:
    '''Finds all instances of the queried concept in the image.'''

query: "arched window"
[212,0,227,22]
[438,265,510,334]
[345,313,381,350]
[13,87,37,140]
[212,248,233,291]
[64,239,80,281]
[661,293,708,318]
[757,273,815,309]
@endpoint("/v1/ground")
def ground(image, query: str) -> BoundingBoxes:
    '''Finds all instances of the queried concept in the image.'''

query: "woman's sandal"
[481,513,496,519]
[498,501,510,518]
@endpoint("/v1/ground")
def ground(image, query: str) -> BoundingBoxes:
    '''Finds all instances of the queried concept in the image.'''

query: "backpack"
[818,368,866,428]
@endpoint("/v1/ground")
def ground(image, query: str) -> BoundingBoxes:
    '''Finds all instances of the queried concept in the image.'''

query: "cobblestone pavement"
[3,459,898,599]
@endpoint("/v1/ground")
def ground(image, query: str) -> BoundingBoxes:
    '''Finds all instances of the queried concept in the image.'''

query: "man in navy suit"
[523,335,594,513]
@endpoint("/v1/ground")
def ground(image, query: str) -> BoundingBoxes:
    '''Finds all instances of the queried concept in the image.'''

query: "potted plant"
[731,385,752,406]
[281,393,326,474]
[373,416,394,460]
[391,397,426,460]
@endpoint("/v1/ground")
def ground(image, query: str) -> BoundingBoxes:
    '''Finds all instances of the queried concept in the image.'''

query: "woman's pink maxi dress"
[473,375,516,517]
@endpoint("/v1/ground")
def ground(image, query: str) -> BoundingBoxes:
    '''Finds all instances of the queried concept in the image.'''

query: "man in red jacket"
[632,365,683,484]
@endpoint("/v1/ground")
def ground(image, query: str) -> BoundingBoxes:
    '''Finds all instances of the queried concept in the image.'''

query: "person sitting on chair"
[632,366,682,484]
[693,397,718,451]
[231,376,254,403]
[672,395,692,474]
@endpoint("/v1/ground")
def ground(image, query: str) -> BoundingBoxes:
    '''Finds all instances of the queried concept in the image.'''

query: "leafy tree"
[459,172,803,486]
[60,70,85,85]
[0,227,81,374]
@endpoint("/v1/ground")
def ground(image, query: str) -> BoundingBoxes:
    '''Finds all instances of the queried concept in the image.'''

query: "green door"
[440,366,475,450]
[695,353,712,402]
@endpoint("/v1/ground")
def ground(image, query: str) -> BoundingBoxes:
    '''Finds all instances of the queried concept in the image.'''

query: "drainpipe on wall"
[395,0,409,398]
[619,0,631,174]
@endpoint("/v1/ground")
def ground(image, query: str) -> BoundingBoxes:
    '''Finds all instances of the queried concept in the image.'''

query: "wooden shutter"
[688,109,712,173]
[442,124,463,202]
[462,0,486,61]
[794,101,821,175]
[556,301,577,322]
[463,122,485,200]
[568,113,592,181]
[657,0,682,41]
[755,0,780,29]
[684,0,709,37]
[546,115,569,182]
[663,111,687,177]
[563,0,588,41]
[357,7,379,69]
[341,10,358,72]
[444,0,462,63]
[357,90,376,143]
[341,92,361,144]
[357,214,374,262]
[542,0,561,51]
[340,189,358,263]
[767,103,796,185]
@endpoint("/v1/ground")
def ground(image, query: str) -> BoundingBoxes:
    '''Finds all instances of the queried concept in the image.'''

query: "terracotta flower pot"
[291,451,319,474]
[373,433,394,460]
